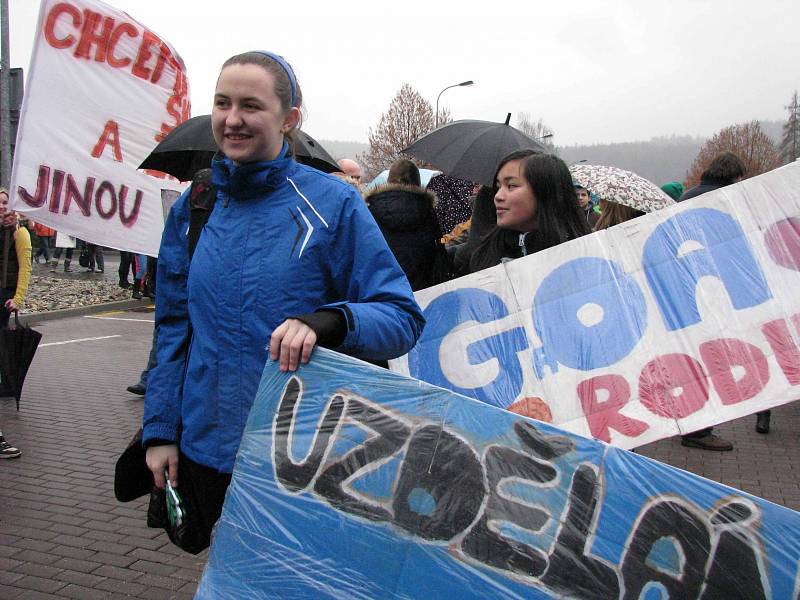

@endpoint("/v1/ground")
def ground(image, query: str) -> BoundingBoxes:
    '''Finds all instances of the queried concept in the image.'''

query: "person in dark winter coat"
[679,152,745,202]
[677,151,746,451]
[366,159,450,291]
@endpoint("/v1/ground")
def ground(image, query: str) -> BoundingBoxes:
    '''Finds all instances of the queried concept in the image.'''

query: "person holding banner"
[467,151,591,273]
[142,51,424,548]
[675,152,746,451]
[0,188,32,460]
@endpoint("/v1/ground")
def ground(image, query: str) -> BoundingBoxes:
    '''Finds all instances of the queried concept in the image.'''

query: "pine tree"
[780,91,800,164]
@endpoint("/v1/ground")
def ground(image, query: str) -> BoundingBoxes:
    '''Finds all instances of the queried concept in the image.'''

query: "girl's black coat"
[366,183,447,291]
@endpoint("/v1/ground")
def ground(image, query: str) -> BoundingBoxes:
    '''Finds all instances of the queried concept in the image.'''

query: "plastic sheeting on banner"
[391,160,800,449]
[9,0,188,255]
[197,348,800,599]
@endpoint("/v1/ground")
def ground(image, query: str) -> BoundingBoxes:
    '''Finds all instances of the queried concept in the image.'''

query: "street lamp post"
[1,0,11,188]
[435,80,474,127]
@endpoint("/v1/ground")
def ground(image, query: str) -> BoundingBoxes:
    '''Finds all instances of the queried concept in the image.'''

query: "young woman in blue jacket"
[143,51,424,541]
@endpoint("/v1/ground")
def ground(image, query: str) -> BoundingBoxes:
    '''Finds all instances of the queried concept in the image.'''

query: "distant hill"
[318,139,369,161]
[557,135,704,185]
[557,120,783,185]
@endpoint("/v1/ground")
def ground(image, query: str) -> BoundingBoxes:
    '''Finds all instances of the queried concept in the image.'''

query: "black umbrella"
[292,131,343,175]
[0,312,42,410]
[139,115,341,180]
[402,114,549,187]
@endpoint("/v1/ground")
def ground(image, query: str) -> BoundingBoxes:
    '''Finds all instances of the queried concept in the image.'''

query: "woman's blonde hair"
[0,187,19,227]
[594,200,645,231]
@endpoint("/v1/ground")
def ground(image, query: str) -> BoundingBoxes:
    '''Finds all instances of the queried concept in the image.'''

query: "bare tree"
[516,112,555,150]
[780,91,800,165]
[686,121,781,189]
[358,84,450,179]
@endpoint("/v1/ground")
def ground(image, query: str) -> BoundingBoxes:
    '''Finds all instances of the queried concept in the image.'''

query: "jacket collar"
[210,141,295,199]
[364,183,436,206]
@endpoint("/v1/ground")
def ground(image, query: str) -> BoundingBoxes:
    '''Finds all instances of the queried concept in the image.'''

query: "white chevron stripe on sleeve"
[296,207,314,257]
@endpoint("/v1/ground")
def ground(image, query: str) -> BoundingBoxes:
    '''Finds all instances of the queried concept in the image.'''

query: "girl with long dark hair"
[467,151,590,273]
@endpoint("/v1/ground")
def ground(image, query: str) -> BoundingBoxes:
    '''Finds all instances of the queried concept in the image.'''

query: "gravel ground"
[20,272,132,313]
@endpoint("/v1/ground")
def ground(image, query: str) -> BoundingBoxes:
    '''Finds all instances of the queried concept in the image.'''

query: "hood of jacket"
[365,183,437,232]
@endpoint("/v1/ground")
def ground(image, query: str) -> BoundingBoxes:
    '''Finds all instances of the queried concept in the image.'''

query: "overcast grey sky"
[9,0,800,146]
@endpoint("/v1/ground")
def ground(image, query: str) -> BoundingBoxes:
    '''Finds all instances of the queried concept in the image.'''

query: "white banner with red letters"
[390,160,800,449]
[9,0,189,255]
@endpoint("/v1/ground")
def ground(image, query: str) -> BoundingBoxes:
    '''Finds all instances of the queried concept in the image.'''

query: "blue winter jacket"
[142,146,425,472]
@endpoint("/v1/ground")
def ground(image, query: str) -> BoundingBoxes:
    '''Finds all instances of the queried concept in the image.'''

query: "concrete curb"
[19,298,155,326]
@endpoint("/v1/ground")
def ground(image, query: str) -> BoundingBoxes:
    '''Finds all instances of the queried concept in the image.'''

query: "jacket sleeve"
[320,189,425,361]
[13,227,32,307]
[142,192,191,445]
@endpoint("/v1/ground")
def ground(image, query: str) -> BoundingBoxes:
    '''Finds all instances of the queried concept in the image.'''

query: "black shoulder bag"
[114,170,216,553]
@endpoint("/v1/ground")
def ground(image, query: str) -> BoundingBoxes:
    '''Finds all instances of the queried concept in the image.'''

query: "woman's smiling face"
[212,63,297,164]
[0,192,15,227]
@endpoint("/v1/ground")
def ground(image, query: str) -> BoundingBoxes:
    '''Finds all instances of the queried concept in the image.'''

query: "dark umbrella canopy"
[0,313,43,410]
[293,131,342,175]
[403,114,549,187]
[139,114,341,180]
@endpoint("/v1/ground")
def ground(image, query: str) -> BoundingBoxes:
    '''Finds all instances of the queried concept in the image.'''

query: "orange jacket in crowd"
[32,222,55,238]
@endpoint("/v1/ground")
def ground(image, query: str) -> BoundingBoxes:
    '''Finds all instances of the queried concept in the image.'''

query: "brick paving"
[0,308,205,599]
[1,306,799,598]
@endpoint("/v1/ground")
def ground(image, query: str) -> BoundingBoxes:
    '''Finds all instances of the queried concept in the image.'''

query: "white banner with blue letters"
[391,161,800,449]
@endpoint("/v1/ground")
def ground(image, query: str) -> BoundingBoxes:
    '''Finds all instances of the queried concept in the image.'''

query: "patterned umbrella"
[426,174,475,237]
[569,164,676,213]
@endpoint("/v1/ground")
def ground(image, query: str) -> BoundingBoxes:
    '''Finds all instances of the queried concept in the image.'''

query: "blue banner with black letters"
[197,348,800,599]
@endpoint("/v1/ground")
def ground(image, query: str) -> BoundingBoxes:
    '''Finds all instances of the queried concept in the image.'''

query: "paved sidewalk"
[1,306,799,598]
[1,309,205,600]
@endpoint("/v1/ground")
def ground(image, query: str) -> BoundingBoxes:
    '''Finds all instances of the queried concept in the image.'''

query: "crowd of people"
[0,49,772,559]
[339,150,757,453]
[21,217,160,302]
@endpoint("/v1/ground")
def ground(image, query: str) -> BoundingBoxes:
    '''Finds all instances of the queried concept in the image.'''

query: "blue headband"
[252,50,298,108]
